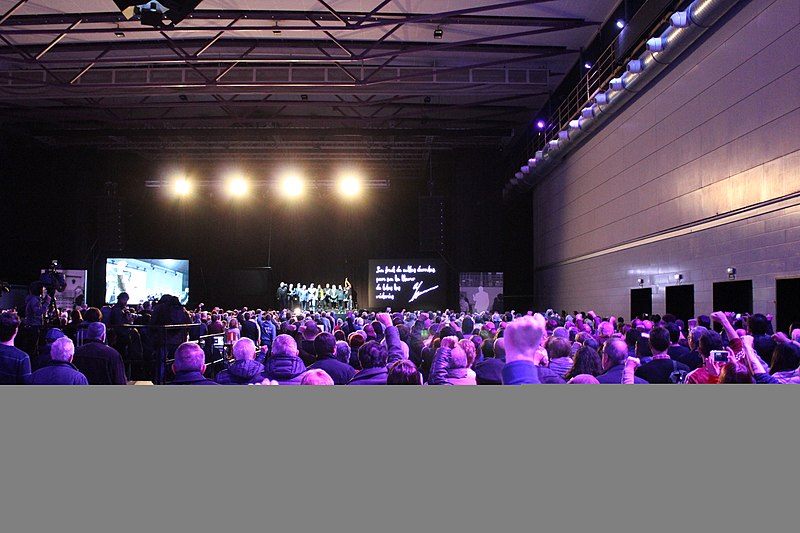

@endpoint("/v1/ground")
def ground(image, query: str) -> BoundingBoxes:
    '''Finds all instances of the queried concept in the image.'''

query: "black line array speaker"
[419,196,445,253]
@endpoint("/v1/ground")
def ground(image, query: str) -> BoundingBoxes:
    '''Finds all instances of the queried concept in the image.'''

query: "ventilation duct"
[506,0,742,197]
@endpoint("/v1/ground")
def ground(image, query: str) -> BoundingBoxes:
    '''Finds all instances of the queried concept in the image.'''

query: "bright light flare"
[338,175,362,198]
[173,177,192,196]
[280,175,305,198]
[227,176,249,198]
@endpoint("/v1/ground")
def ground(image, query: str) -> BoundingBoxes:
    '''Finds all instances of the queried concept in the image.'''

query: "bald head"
[50,337,75,362]
[232,338,256,361]
[504,314,546,363]
[602,338,629,368]
[173,342,205,373]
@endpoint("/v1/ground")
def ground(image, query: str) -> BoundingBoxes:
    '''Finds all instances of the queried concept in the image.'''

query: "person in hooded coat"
[215,338,265,385]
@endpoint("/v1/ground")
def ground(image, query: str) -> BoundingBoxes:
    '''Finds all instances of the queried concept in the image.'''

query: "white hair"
[232,337,256,361]
[50,337,75,362]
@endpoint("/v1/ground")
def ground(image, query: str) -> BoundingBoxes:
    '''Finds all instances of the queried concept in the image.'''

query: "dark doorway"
[666,284,695,325]
[712,280,753,315]
[776,278,800,334]
[630,288,652,320]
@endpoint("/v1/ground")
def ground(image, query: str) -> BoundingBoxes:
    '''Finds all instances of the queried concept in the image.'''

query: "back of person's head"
[662,313,676,324]
[598,321,614,337]
[664,322,681,344]
[334,340,351,364]
[50,336,75,362]
[348,331,365,349]
[84,307,102,323]
[493,337,506,361]
[396,324,410,344]
[86,321,106,341]
[769,343,800,374]
[697,315,711,330]
[301,369,334,385]
[272,334,298,357]
[232,338,256,361]
[636,337,653,359]
[649,326,671,353]
[117,292,129,304]
[546,336,572,360]
[228,317,239,329]
[387,359,422,385]
[481,338,495,359]
[625,327,641,348]
[718,361,754,384]
[602,338,628,367]
[565,346,602,380]
[313,332,336,359]
[173,342,205,373]
[0,310,21,342]
[458,338,477,367]
[334,329,346,342]
[358,340,387,369]
[450,345,468,369]
[748,314,769,336]
[569,374,600,384]
[699,331,723,357]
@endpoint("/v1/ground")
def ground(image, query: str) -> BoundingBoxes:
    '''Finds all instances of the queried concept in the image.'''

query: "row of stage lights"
[165,172,366,200]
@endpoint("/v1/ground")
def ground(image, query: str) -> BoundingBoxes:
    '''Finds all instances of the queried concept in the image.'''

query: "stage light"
[227,176,248,198]
[536,120,546,130]
[280,175,305,198]
[616,19,625,29]
[173,177,192,196]
[584,62,593,69]
[338,175,362,198]
[433,26,443,39]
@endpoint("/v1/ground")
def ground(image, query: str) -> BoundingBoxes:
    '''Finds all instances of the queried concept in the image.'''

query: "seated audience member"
[71,322,127,385]
[0,310,31,385]
[215,338,266,385]
[347,341,389,385]
[34,327,66,371]
[596,339,648,384]
[170,342,218,385]
[634,326,690,384]
[307,332,356,385]
[428,337,476,385]
[564,345,603,382]
[263,334,307,385]
[301,369,334,386]
[546,336,573,379]
[387,360,422,385]
[501,314,545,385]
[665,322,690,361]
[31,337,88,385]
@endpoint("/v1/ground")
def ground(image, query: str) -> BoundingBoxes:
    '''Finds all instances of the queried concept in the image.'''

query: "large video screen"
[105,258,189,305]
[368,259,446,310]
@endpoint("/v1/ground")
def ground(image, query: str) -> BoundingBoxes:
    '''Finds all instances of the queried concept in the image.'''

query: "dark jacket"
[72,340,128,385]
[308,356,356,385]
[215,359,265,385]
[635,358,690,384]
[428,347,477,385]
[263,353,306,385]
[473,358,505,385]
[241,320,260,345]
[0,344,32,384]
[171,370,219,385]
[298,338,317,367]
[501,360,541,385]
[30,360,89,385]
[596,364,649,384]
[347,366,388,385]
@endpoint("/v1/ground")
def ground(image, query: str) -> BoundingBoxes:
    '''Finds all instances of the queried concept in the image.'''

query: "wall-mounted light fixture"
[637,278,644,288]
[674,273,683,284]
[727,267,736,280]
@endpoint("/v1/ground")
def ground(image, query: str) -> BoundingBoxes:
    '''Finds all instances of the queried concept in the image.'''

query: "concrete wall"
[532,0,800,319]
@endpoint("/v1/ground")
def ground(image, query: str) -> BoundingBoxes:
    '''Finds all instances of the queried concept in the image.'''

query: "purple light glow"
[536,120,546,130]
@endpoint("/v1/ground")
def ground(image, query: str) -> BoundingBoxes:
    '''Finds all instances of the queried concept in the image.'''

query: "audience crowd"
[2,293,799,386]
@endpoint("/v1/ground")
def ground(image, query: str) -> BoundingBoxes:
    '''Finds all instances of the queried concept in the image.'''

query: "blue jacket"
[347,366,388,385]
[0,344,32,384]
[171,370,219,385]
[596,364,649,384]
[258,317,277,348]
[501,360,542,385]
[30,360,89,385]
[308,357,356,385]
[215,359,265,385]
[263,353,306,385]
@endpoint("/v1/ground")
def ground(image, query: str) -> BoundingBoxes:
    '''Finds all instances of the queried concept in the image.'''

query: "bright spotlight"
[227,176,248,198]
[280,175,305,198]
[616,19,625,29]
[338,175,362,198]
[173,177,192,196]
